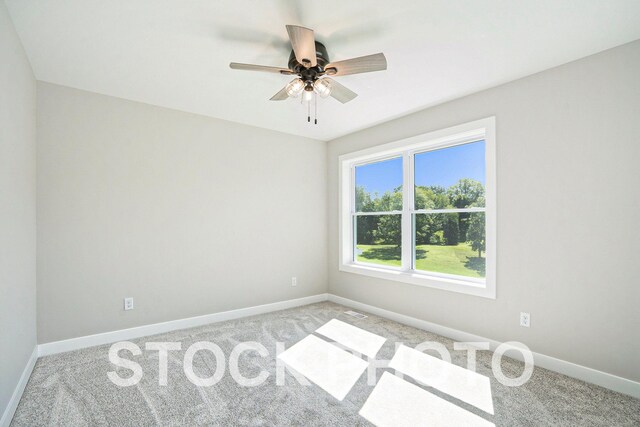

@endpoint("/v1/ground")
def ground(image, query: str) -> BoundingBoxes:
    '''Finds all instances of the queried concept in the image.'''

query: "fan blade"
[230,62,293,75]
[324,78,358,103]
[324,53,387,76]
[285,25,317,67]
[270,86,289,101]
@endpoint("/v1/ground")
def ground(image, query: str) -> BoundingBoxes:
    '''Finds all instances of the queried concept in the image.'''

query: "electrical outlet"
[520,312,530,327]
[291,277,297,287]
[124,297,134,311]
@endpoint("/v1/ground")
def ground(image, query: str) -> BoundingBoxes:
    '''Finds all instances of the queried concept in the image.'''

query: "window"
[354,157,403,268]
[339,118,496,298]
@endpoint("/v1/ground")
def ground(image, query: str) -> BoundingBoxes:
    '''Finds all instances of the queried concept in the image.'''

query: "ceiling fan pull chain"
[314,93,318,125]
[307,98,310,122]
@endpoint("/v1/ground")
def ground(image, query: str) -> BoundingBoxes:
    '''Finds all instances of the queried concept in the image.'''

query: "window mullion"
[401,152,413,271]
[354,211,402,216]
[414,207,486,214]
[350,165,357,263]
[350,165,355,214]
[351,214,356,262]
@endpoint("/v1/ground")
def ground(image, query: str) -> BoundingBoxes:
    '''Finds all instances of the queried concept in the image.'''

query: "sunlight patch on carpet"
[315,319,386,358]
[359,372,494,427]
[277,334,368,400]
[389,345,494,415]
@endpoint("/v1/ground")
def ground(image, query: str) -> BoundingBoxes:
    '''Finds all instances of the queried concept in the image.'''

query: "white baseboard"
[0,346,38,427]
[38,293,329,356]
[327,294,640,399]
[32,291,639,399]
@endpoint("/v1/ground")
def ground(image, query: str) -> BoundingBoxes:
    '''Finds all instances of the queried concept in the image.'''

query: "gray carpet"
[11,302,640,426]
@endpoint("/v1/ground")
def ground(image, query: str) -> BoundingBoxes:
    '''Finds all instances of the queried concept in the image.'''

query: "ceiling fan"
[229,25,387,124]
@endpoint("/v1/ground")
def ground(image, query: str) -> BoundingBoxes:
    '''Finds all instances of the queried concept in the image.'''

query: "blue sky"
[355,141,485,196]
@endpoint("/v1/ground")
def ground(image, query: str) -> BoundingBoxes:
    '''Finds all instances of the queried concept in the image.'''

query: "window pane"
[355,214,401,267]
[414,212,485,278]
[355,157,402,212]
[414,141,485,210]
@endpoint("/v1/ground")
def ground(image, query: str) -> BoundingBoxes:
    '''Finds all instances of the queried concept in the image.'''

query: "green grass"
[356,242,485,278]
[356,245,402,267]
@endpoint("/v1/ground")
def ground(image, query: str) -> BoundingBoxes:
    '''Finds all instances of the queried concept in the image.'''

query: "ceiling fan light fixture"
[285,78,305,97]
[313,78,332,98]
[302,87,314,102]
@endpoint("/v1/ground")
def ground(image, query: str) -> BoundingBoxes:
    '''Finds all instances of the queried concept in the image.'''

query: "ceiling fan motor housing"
[288,41,330,82]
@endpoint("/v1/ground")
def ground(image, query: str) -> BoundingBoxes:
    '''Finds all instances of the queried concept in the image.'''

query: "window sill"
[339,262,496,299]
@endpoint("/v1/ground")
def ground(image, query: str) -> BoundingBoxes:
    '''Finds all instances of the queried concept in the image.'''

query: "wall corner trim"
[37,294,329,357]
[0,346,38,427]
[327,293,640,399]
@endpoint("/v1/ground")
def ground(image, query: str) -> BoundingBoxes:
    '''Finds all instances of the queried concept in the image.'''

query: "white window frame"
[338,117,496,299]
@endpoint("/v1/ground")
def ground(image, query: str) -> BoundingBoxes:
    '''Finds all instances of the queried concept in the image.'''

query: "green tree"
[442,213,459,245]
[415,185,449,210]
[371,187,402,245]
[356,215,377,245]
[467,197,486,257]
[448,179,484,241]
[356,186,403,246]
[355,186,374,212]
[374,186,403,211]
[447,179,485,208]
[374,214,401,246]
[415,214,435,244]
[415,185,451,245]
[356,181,485,249]
[355,186,377,244]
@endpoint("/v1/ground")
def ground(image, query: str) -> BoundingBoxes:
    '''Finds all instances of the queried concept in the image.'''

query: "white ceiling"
[6,0,640,141]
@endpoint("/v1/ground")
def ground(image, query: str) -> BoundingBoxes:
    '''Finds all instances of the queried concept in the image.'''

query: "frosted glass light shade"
[286,78,305,97]
[313,78,332,98]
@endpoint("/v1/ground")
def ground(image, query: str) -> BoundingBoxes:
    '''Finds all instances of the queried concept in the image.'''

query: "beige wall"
[36,82,327,343]
[0,0,37,418]
[327,41,640,381]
